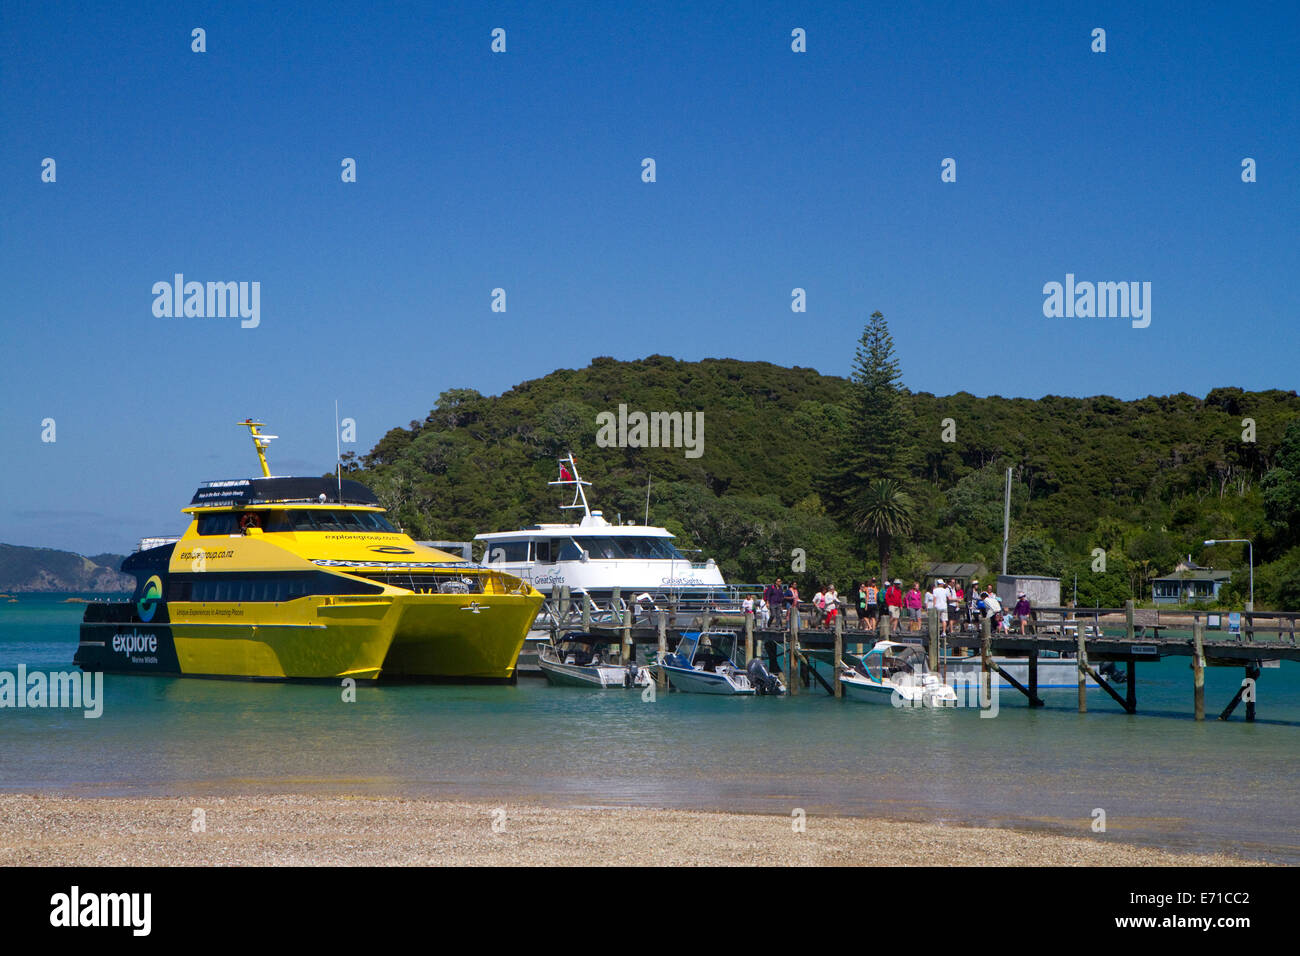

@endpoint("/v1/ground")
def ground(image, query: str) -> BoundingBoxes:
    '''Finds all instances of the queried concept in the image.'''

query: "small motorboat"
[839,640,957,707]
[653,630,784,695]
[537,632,650,688]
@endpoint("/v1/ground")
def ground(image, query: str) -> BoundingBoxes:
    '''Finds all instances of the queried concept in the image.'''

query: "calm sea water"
[2,596,1297,863]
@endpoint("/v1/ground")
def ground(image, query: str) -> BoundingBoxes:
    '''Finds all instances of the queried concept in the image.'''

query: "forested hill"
[0,544,131,593]
[343,354,1300,609]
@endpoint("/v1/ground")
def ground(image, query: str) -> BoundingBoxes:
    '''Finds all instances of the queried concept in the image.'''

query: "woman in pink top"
[905,583,923,631]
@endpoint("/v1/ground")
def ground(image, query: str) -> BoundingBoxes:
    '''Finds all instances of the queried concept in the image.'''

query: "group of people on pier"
[743,576,1034,635]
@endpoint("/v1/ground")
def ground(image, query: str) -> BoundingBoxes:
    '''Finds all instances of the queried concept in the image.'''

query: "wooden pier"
[522,590,1298,722]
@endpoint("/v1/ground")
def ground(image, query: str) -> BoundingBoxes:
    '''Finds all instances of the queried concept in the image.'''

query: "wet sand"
[0,793,1260,866]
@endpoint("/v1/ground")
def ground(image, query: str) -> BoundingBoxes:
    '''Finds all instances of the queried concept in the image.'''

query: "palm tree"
[853,479,914,585]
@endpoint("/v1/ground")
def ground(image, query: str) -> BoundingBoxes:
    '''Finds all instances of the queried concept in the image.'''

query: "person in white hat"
[931,578,950,635]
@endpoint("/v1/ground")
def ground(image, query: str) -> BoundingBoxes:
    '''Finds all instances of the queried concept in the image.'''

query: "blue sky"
[1,1,1297,554]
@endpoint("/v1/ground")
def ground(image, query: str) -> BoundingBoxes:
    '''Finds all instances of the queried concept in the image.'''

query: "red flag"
[560,465,574,481]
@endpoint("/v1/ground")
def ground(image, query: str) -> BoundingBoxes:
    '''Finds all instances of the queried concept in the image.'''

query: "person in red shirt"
[885,579,904,629]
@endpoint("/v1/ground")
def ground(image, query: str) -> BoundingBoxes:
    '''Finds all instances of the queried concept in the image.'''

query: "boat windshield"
[196,509,399,534]
[864,644,925,681]
[673,635,699,661]
[692,632,738,665]
[267,510,399,533]
[560,536,686,560]
[556,635,620,665]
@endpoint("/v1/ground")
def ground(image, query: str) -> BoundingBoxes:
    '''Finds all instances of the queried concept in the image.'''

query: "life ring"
[239,513,261,531]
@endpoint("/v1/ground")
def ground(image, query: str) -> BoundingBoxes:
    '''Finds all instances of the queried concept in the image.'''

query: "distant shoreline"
[0,793,1266,866]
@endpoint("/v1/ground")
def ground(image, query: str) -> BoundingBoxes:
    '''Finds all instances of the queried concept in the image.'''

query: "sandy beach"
[0,794,1259,866]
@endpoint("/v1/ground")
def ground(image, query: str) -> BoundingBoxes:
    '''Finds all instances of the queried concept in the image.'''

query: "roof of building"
[1153,570,1232,582]
[925,562,986,578]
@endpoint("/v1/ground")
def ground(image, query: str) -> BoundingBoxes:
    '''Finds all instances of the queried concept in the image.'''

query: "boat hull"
[840,674,957,707]
[537,658,646,688]
[372,592,544,681]
[659,664,754,695]
[76,590,544,682]
[839,676,898,704]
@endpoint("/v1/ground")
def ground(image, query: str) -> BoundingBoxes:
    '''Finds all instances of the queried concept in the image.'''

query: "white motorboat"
[475,454,728,606]
[537,632,650,689]
[839,640,957,707]
[653,631,784,695]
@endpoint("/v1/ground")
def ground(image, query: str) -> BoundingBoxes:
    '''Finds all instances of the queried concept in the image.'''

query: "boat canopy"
[556,631,616,648]
[678,630,740,665]
[189,476,380,508]
[866,641,915,655]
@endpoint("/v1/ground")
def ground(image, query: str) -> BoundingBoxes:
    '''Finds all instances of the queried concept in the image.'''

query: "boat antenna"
[549,452,592,518]
[644,471,651,526]
[335,399,343,502]
[239,419,276,477]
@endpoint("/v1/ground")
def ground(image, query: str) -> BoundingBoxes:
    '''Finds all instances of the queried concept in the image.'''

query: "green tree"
[823,312,912,519]
[854,478,914,585]
[1262,418,1300,545]
[1006,535,1064,577]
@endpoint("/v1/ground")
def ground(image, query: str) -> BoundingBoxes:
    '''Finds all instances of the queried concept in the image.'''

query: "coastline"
[0,793,1263,866]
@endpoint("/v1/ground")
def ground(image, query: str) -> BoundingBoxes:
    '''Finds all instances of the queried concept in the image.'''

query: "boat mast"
[334,399,343,502]
[549,452,592,518]
[240,419,276,477]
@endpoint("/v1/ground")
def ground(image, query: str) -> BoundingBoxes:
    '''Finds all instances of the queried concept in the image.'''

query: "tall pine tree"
[822,311,913,521]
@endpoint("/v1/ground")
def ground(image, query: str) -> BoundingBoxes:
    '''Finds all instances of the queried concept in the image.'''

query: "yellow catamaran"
[75,421,543,681]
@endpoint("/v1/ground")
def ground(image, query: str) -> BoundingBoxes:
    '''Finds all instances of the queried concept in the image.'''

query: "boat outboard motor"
[1098,660,1128,683]
[624,663,640,688]
[747,658,781,695]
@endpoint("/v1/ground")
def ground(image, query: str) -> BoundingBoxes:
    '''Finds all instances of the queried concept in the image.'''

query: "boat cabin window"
[557,536,686,560]
[486,541,529,563]
[174,571,385,602]
[534,539,553,563]
[258,509,399,533]
[197,512,241,536]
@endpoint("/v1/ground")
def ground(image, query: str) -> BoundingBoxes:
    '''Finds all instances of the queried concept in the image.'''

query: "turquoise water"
[2,596,1297,862]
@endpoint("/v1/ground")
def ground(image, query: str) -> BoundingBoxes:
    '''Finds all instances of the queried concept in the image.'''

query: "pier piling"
[980,614,992,704]
[656,610,668,692]
[1246,662,1259,723]
[744,612,754,665]
[1192,616,1205,721]
[788,604,800,696]
[833,604,843,699]
[927,607,939,672]
[615,588,632,663]
[1077,621,1088,714]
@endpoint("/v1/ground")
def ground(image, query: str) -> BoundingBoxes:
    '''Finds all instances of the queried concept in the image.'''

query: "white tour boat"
[474,455,728,608]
